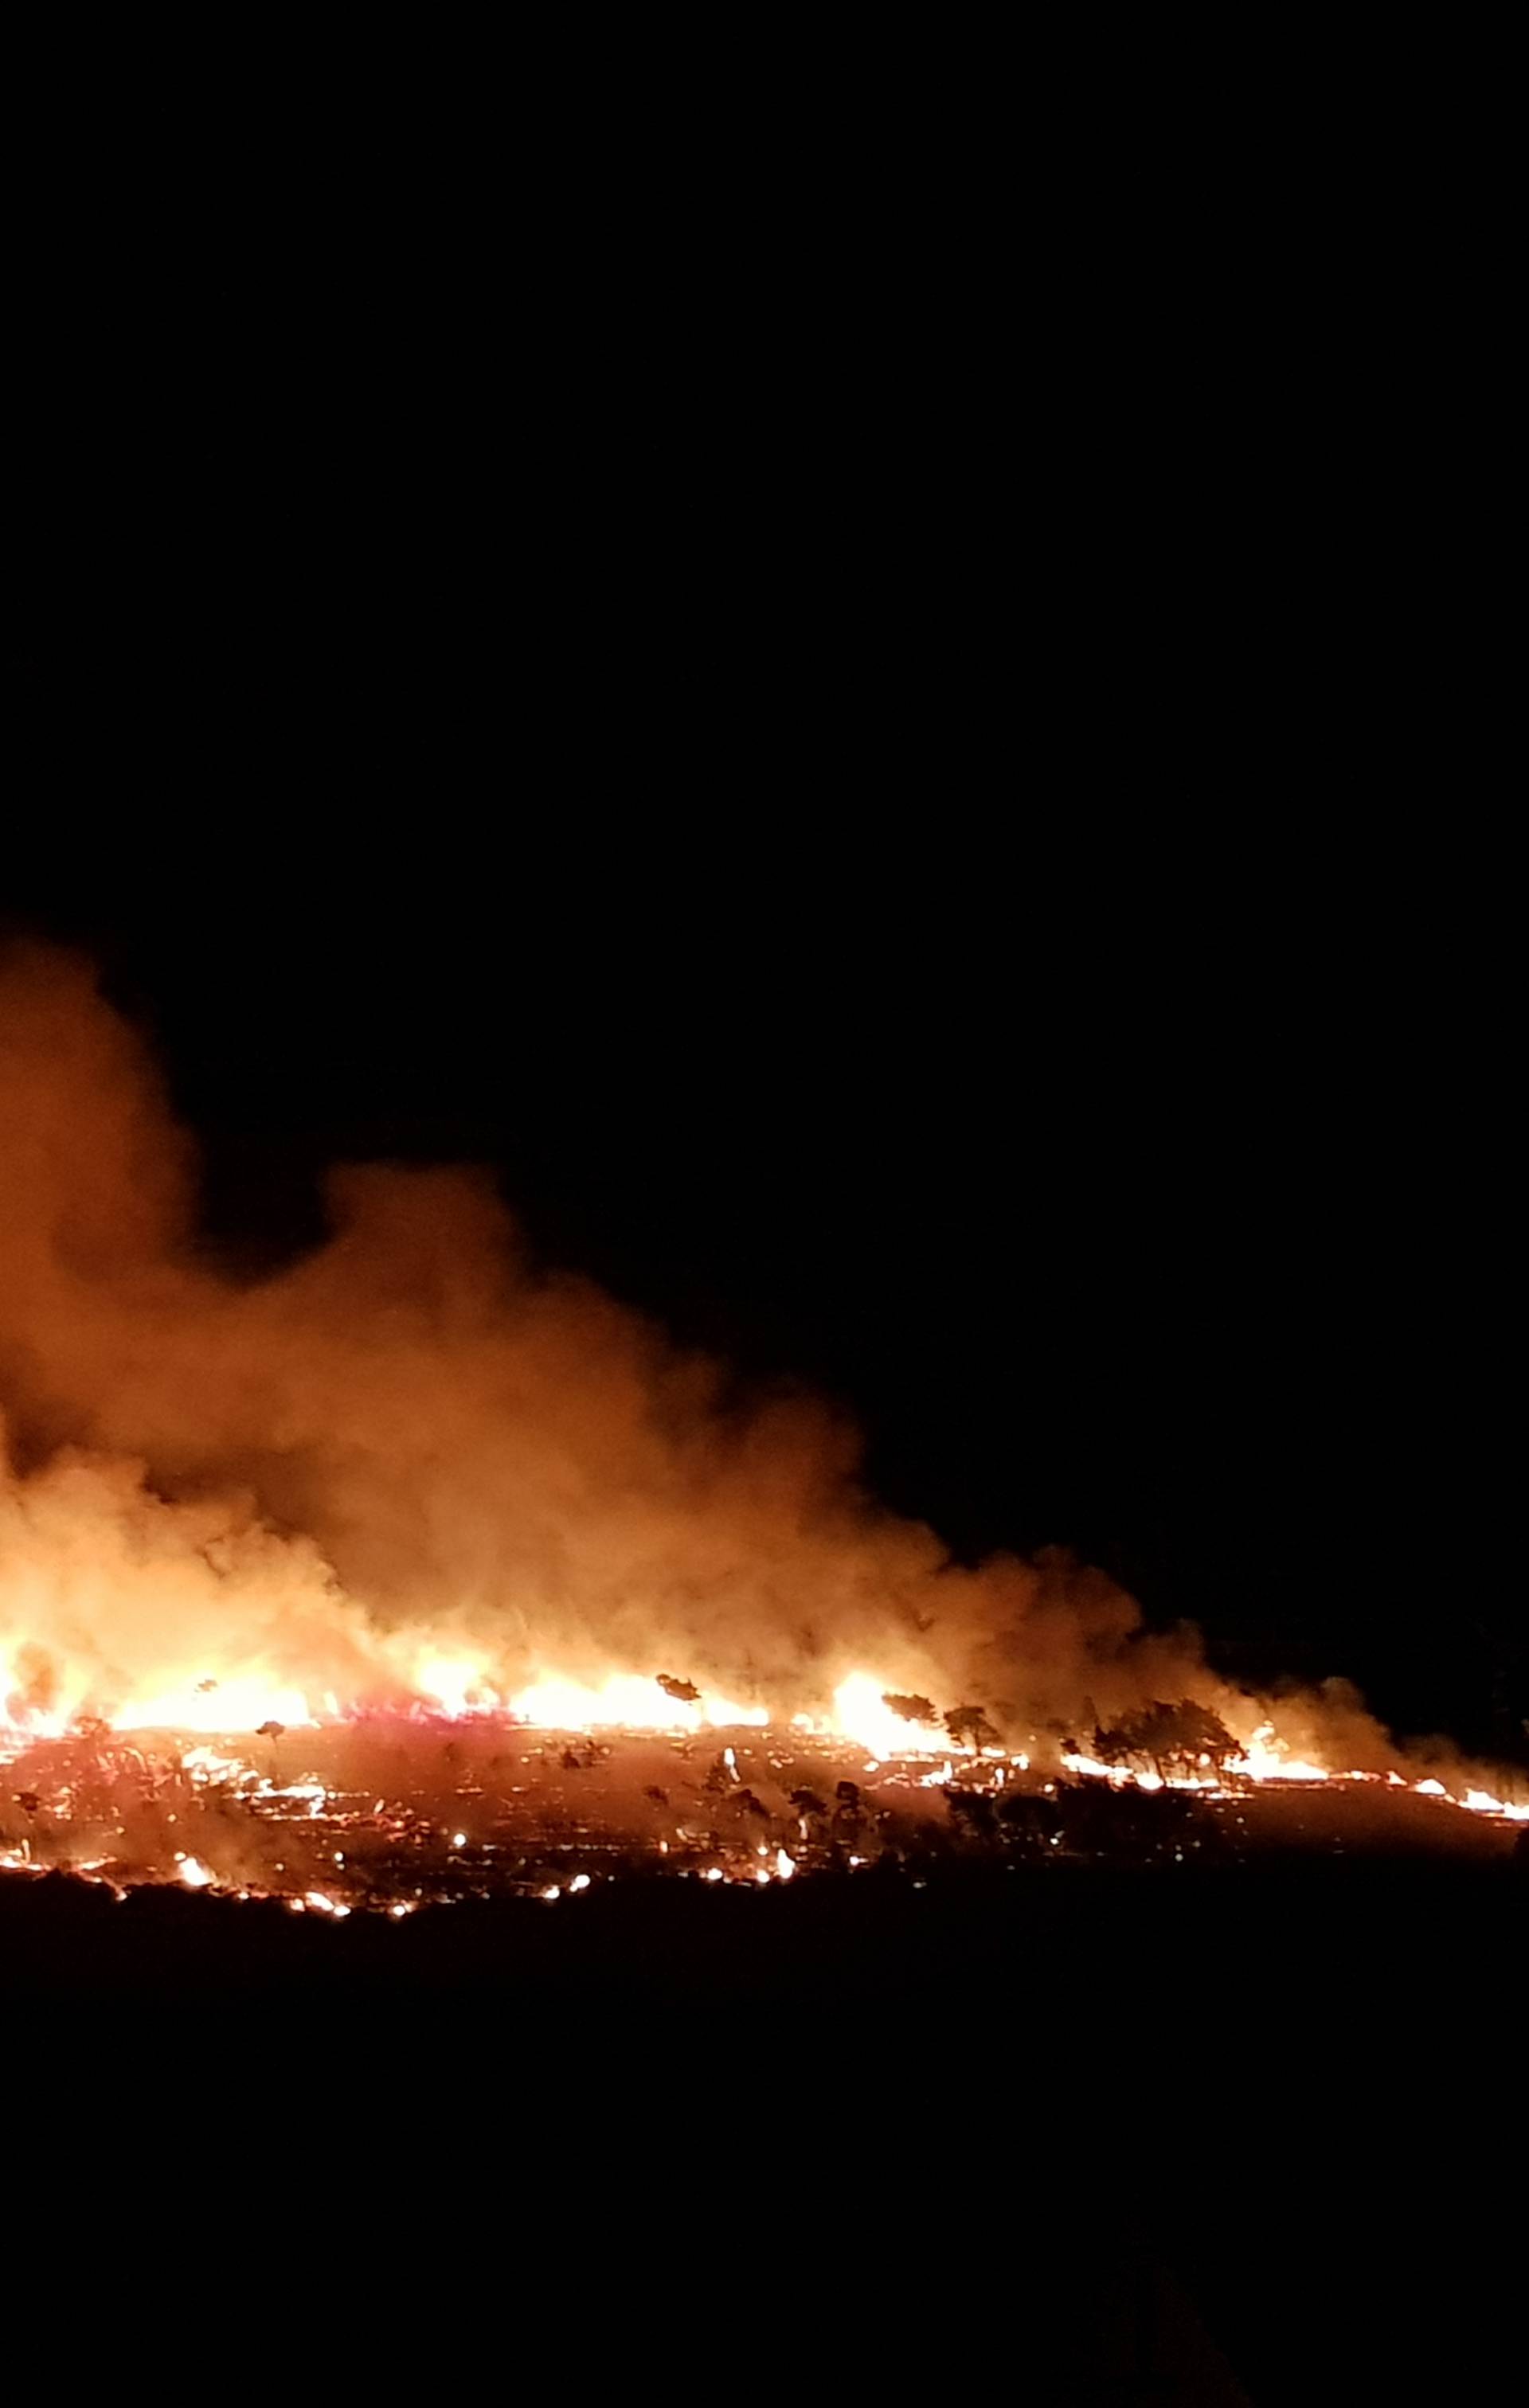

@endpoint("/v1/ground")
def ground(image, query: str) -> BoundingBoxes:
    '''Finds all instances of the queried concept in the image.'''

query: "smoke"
[0,939,1241,1734]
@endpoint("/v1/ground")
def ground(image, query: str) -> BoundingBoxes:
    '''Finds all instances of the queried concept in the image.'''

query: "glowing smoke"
[0,940,1318,1744]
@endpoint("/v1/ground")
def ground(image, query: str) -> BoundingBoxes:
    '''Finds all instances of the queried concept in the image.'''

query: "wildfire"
[115,1679,320,1734]
[2,1656,1524,1933]
[404,1656,778,1732]
[1057,1722,1529,1824]
[505,1673,768,1734]
[2,948,1526,1933]
[0,1642,776,1746]
[826,1674,941,1759]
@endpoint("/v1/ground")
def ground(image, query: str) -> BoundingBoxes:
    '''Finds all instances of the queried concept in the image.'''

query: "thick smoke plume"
[0,942,1311,1744]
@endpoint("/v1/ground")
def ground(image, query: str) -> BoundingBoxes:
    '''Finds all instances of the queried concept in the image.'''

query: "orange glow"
[829,1674,943,1757]
[506,1672,768,1733]
[4,947,1527,1914]
[113,1679,318,1734]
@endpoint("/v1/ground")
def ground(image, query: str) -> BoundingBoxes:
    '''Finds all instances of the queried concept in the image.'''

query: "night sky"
[4,393,1513,1764]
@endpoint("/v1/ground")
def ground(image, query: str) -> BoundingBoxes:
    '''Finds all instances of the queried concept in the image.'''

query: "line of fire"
[5,1673,1527,1920]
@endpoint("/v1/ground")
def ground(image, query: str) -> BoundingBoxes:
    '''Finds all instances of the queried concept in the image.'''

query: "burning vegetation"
[4,1679,1524,1919]
[2,941,1526,1921]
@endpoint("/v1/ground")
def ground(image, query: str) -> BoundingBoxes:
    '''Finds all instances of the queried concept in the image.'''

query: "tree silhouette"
[1092,1700,1238,1784]
[945,1704,1003,1754]
[882,1692,938,1728]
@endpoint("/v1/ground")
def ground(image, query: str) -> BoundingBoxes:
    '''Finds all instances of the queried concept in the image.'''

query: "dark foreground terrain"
[4,1855,1523,2403]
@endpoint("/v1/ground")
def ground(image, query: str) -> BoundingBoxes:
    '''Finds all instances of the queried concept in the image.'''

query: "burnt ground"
[3,1851,1523,2402]
[4,1716,1522,1906]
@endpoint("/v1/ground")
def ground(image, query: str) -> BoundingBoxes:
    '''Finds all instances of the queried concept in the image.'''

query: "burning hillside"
[2,940,1526,1919]
[4,1681,1525,1915]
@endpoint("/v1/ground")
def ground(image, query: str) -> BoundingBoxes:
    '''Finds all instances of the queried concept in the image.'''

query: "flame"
[413,1655,495,1718]
[0,1636,785,1742]
[1058,1727,1529,1826]
[112,1679,317,1734]
[4,1634,1527,1923]
[506,1672,768,1732]
[1463,1788,1529,1821]
[4,1622,1525,1845]
[182,1744,249,1783]
[829,1674,944,1757]
[1230,1724,1333,1784]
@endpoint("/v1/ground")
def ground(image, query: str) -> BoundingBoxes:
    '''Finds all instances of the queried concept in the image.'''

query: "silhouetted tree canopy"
[882,1691,937,1727]
[945,1704,1003,1753]
[1091,1699,1239,1784]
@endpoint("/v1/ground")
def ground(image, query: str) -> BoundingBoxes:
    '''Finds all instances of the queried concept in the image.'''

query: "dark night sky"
[3,225,1514,1759]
